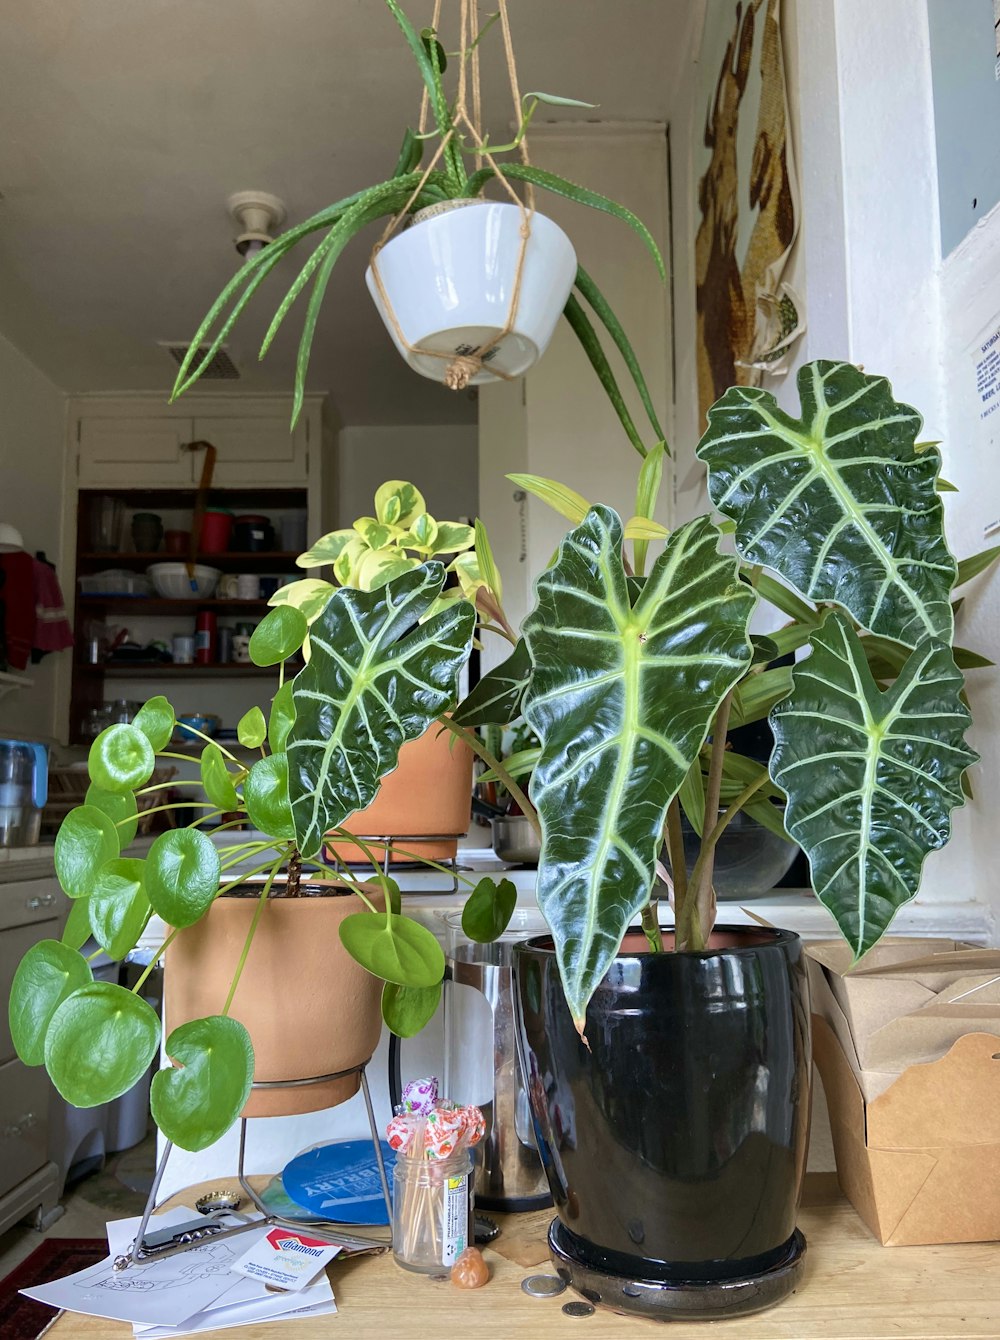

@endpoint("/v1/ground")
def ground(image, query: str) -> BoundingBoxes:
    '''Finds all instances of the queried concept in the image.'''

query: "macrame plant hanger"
[368,0,536,391]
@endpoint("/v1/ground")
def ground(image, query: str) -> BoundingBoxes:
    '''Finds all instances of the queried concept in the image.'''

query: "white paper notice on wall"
[969,322,1000,537]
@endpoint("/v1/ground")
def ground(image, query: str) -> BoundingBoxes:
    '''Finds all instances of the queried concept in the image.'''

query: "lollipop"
[400,1076,439,1114]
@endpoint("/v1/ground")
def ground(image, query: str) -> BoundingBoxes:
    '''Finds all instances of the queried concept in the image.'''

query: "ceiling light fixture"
[227,191,287,258]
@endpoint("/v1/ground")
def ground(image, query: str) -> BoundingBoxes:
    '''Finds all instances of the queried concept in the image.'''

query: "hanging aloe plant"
[170,0,665,457]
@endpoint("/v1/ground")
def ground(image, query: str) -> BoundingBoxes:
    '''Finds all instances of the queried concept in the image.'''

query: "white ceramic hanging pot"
[365,200,577,385]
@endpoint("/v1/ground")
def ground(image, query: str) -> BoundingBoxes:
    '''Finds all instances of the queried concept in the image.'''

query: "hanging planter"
[366,200,577,387]
[170,0,667,460]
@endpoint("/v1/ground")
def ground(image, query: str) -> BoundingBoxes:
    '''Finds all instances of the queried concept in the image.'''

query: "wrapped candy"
[400,1076,439,1114]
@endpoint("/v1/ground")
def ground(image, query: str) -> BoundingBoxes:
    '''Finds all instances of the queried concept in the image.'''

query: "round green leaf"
[85,784,139,847]
[249,606,307,667]
[150,1016,254,1152]
[237,706,267,749]
[267,682,296,755]
[44,982,160,1106]
[339,912,444,988]
[132,696,176,751]
[90,858,151,960]
[89,724,155,793]
[381,980,442,1038]
[61,896,93,950]
[145,829,221,928]
[54,804,120,898]
[461,877,517,943]
[243,754,294,839]
[9,940,93,1065]
[200,743,240,812]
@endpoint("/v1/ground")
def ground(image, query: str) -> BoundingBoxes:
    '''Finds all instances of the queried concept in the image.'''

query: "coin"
[521,1274,568,1298]
[562,1300,596,1317]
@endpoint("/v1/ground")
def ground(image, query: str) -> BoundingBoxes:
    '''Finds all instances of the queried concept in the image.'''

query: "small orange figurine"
[450,1246,489,1289]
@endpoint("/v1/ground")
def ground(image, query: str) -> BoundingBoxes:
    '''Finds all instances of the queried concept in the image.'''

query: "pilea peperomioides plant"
[9,361,997,1151]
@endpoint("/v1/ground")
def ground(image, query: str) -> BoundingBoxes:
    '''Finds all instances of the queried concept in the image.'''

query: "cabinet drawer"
[79,417,194,486]
[0,915,62,1064]
[0,878,63,934]
[192,415,307,485]
[0,1057,50,1199]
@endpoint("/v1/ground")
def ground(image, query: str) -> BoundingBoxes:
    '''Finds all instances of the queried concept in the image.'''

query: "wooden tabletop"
[46,1174,1000,1339]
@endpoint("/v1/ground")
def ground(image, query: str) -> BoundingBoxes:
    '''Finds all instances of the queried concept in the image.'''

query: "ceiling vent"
[160,342,240,380]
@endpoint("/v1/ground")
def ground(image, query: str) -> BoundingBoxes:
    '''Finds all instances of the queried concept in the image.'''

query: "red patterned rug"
[0,1238,106,1340]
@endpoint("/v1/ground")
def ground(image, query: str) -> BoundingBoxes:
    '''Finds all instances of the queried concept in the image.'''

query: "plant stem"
[222,856,283,1016]
[170,725,240,762]
[436,715,541,837]
[330,833,479,890]
[640,902,663,953]
[131,929,179,994]
[664,798,688,951]
[133,780,206,794]
[120,802,217,825]
[219,843,285,873]
[216,853,294,898]
[697,773,771,862]
[683,689,735,949]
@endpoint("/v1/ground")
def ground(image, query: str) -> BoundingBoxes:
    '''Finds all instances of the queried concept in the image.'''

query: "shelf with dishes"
[77,550,305,571]
[78,597,275,614]
[76,663,295,678]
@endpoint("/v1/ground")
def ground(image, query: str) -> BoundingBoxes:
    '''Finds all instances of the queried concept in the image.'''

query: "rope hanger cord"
[369,0,536,390]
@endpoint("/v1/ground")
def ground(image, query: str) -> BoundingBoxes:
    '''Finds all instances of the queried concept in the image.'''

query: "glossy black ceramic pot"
[513,926,811,1320]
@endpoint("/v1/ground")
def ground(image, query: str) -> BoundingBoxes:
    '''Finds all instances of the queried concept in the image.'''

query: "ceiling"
[0,1,687,425]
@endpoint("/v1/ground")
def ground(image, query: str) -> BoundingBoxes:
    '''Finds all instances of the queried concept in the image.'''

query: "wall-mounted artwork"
[694,0,803,425]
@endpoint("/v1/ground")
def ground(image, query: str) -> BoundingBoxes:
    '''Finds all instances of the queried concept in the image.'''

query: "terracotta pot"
[328,726,473,866]
[164,884,384,1118]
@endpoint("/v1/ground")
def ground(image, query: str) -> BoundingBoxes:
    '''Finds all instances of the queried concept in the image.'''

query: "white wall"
[0,333,68,741]
[336,424,478,528]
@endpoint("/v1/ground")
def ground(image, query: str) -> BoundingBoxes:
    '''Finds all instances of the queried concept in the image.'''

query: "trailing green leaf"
[506,473,591,525]
[955,544,1000,588]
[89,858,151,960]
[769,613,977,958]
[381,981,441,1037]
[461,877,517,943]
[45,983,160,1107]
[563,293,646,457]
[700,361,956,647]
[522,508,754,1025]
[237,706,267,749]
[339,910,445,988]
[9,941,92,1066]
[54,805,120,898]
[451,639,531,727]
[287,563,476,858]
[151,1016,254,1151]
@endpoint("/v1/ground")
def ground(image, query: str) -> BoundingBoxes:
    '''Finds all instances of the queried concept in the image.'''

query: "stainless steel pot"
[491,815,540,866]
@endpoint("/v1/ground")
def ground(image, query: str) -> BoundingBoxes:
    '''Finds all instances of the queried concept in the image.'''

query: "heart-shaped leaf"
[461,877,517,943]
[288,563,476,858]
[381,981,442,1037]
[522,508,755,1026]
[89,858,151,960]
[89,724,156,793]
[132,696,175,751]
[339,912,444,988]
[145,829,221,928]
[45,982,160,1106]
[150,1016,254,1151]
[9,940,93,1065]
[54,804,120,898]
[770,613,977,958]
[61,896,93,950]
[237,706,267,749]
[250,605,308,666]
[243,754,294,838]
[697,361,956,648]
[85,784,138,847]
[267,682,296,754]
[201,743,240,812]
[451,640,531,728]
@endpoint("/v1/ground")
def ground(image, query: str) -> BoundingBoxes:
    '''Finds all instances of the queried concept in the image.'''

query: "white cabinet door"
[191,414,307,485]
[78,416,194,486]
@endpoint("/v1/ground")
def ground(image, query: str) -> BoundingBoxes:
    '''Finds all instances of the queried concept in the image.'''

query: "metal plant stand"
[332,833,462,892]
[113,1058,391,1271]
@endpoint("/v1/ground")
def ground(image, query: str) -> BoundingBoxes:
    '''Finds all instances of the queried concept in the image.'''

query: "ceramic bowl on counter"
[147,563,222,599]
[172,713,221,743]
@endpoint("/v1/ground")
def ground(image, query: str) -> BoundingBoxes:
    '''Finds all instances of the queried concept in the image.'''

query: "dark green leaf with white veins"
[522,507,754,1026]
[769,612,977,959]
[697,360,956,648]
[288,563,476,858]
[45,982,160,1107]
[451,639,531,727]
[54,804,120,898]
[151,1016,254,1151]
[90,858,151,960]
[9,940,93,1065]
[145,828,221,927]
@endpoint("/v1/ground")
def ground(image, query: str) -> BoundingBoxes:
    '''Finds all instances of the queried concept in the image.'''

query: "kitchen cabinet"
[0,872,65,1234]
[78,415,194,486]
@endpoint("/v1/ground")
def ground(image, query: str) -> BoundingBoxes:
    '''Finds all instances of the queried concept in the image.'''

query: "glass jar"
[391,1148,474,1274]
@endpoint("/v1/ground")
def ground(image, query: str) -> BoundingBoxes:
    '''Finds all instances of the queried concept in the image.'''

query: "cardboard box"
[807,939,1000,1245]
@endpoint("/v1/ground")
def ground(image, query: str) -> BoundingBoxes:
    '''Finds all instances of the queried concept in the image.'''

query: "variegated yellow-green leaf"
[769,613,977,959]
[269,578,336,623]
[374,480,426,528]
[354,548,420,592]
[296,528,357,569]
[523,507,754,1026]
[287,563,476,858]
[698,361,956,648]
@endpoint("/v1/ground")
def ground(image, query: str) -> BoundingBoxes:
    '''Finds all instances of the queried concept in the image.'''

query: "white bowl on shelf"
[146,563,222,599]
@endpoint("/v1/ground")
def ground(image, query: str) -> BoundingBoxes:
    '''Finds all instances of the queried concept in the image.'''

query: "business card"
[232,1228,342,1291]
